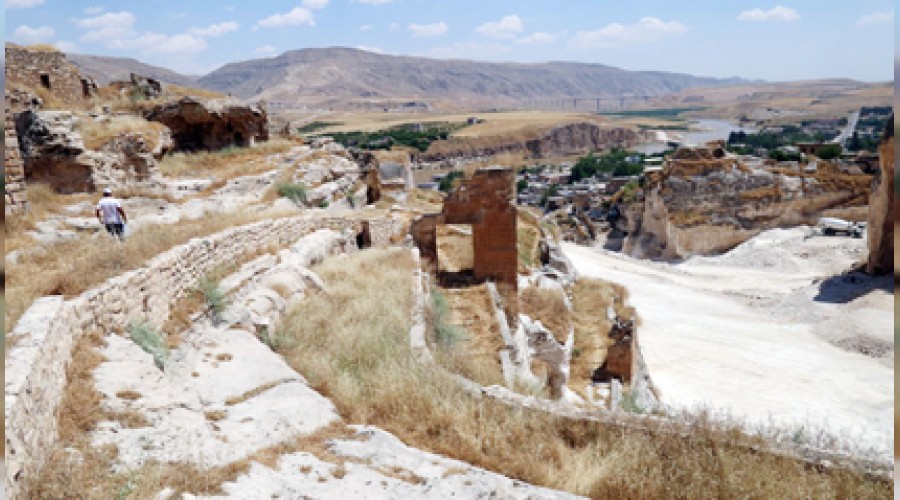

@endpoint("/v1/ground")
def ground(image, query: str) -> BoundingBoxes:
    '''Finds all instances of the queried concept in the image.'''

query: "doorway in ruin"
[39,74,51,90]
[436,224,476,287]
[356,222,372,249]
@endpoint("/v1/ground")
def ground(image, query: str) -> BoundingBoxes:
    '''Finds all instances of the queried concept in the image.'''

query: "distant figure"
[96,188,128,240]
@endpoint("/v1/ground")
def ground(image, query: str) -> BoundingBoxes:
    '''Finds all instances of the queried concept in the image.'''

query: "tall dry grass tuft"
[273,249,889,499]
[75,115,170,151]
[5,183,96,253]
[159,139,300,179]
[520,286,571,342]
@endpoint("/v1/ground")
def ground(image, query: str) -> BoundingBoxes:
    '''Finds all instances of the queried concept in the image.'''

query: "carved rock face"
[144,97,269,152]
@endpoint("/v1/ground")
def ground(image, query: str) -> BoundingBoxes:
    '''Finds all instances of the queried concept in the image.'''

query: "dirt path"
[562,231,893,459]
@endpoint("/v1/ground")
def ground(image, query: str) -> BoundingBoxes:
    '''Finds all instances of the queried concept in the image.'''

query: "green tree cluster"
[570,149,643,182]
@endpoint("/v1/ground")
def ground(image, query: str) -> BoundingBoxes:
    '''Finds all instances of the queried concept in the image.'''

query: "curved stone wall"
[4,214,402,498]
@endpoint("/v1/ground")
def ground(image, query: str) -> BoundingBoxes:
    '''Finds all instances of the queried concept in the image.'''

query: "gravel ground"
[563,227,893,461]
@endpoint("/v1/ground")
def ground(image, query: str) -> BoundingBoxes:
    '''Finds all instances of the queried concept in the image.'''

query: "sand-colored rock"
[865,119,893,275]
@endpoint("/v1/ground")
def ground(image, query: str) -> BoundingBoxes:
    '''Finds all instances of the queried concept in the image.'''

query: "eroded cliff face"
[866,119,893,275]
[420,122,642,162]
[622,147,871,260]
[524,122,640,159]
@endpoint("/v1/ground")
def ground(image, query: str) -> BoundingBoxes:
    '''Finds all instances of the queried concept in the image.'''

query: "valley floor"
[562,228,893,460]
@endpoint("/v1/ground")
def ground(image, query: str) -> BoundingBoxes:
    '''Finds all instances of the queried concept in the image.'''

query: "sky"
[4,0,895,82]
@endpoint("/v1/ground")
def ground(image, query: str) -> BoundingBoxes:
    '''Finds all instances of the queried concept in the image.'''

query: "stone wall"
[4,214,402,499]
[5,44,97,107]
[5,92,28,214]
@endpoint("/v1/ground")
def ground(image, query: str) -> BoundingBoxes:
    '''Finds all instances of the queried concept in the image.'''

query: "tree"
[816,143,842,160]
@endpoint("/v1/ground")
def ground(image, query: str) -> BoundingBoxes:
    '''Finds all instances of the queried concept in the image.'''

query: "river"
[634,118,758,154]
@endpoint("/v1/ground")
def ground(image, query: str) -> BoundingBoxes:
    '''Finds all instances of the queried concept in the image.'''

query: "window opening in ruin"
[40,74,51,90]
[436,224,476,287]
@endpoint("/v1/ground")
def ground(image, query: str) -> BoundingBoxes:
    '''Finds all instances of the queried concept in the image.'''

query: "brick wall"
[412,167,518,319]
[4,214,402,498]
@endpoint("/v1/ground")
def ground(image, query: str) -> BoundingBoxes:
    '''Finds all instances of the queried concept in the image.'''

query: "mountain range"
[68,47,751,108]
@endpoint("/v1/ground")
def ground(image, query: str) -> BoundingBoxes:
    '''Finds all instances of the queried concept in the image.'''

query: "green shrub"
[199,275,228,323]
[431,290,467,345]
[127,321,168,369]
[276,183,308,204]
[258,326,294,352]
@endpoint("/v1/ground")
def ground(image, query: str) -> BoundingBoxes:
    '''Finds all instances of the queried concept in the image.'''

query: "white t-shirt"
[97,197,124,224]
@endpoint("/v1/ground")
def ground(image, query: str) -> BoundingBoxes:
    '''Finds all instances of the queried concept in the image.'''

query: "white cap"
[103,187,112,195]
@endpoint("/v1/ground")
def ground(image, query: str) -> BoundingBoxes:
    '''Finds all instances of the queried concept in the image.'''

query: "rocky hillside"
[618,145,872,260]
[67,53,199,87]
[197,47,746,105]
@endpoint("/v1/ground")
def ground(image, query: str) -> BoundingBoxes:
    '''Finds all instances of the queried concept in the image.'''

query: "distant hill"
[67,53,198,87]
[196,47,749,107]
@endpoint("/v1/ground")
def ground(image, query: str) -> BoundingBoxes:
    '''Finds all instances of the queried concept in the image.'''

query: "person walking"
[96,187,128,240]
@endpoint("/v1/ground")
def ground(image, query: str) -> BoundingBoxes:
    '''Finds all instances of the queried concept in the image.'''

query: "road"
[562,237,893,458]
[833,110,860,144]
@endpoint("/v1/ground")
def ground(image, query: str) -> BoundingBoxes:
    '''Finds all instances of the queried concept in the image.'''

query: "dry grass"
[159,138,300,179]
[164,84,228,100]
[271,248,889,498]
[739,185,783,201]
[569,279,632,398]
[25,43,61,52]
[304,111,601,136]
[438,285,506,386]
[516,210,542,271]
[6,80,68,110]
[519,286,571,343]
[5,183,96,253]
[5,210,286,338]
[75,114,170,151]
[669,211,712,227]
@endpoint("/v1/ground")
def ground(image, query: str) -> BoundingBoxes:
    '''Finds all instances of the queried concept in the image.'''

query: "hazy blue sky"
[4,0,895,81]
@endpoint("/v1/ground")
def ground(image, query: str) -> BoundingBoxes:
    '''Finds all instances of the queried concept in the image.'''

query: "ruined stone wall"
[5,92,28,215]
[410,168,518,319]
[5,44,96,107]
[4,215,402,499]
[443,168,518,287]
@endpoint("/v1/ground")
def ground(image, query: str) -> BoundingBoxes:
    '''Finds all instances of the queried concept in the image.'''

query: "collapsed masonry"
[411,167,519,320]
[107,73,163,100]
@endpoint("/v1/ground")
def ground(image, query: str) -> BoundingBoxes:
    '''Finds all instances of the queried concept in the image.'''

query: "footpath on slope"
[562,227,893,462]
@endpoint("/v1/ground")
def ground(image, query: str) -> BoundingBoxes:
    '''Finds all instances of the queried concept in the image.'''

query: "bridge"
[524,95,655,111]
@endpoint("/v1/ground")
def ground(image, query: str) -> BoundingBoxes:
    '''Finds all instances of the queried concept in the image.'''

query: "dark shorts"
[105,223,125,238]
